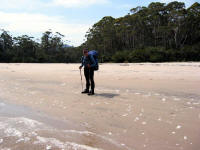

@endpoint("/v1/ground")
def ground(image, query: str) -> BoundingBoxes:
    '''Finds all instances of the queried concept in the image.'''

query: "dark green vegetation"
[0,30,82,63]
[0,1,200,63]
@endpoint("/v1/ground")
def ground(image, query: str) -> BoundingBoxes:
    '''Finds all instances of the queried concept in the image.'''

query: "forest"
[0,1,200,63]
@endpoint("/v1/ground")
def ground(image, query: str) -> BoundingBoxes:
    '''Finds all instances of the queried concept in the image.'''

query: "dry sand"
[0,63,200,150]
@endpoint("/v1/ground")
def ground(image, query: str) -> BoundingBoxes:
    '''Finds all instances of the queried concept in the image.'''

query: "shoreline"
[0,63,200,150]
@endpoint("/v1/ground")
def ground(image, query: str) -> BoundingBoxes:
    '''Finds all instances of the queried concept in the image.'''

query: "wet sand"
[0,63,200,150]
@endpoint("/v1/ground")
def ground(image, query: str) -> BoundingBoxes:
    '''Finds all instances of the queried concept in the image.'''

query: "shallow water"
[0,101,129,150]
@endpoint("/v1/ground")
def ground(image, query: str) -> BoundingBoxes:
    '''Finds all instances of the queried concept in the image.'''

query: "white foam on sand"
[0,117,45,138]
[63,130,131,150]
[4,127,23,137]
[16,117,43,128]
[0,117,131,150]
[34,136,101,150]
[16,137,30,143]
[0,117,104,149]
[46,145,52,150]
[64,130,94,136]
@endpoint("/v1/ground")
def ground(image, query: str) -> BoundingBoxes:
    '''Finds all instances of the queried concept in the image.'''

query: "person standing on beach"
[79,48,96,95]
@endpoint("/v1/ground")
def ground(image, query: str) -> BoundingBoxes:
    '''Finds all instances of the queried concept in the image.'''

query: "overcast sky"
[0,0,198,46]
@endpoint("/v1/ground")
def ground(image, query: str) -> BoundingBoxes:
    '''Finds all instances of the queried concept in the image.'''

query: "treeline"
[85,1,200,62]
[0,30,82,63]
[0,1,200,63]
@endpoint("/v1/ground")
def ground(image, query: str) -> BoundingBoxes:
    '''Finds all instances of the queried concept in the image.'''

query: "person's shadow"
[94,93,119,98]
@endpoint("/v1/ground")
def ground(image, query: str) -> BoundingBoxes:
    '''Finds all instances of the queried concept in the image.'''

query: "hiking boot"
[88,90,94,95]
[81,89,89,94]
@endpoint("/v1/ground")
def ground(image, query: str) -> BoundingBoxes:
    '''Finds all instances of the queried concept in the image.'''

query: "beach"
[0,63,200,150]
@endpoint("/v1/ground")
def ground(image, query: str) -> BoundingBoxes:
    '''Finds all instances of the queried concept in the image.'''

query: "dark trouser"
[84,67,95,91]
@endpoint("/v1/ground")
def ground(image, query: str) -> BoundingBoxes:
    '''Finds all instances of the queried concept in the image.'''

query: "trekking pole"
[80,69,83,92]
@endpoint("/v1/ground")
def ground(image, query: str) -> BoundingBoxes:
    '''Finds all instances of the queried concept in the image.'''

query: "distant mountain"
[63,44,73,48]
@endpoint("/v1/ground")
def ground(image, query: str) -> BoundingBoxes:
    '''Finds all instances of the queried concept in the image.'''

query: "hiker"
[79,48,97,95]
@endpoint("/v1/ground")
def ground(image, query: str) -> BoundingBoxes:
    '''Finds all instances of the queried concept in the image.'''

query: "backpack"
[88,50,99,71]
